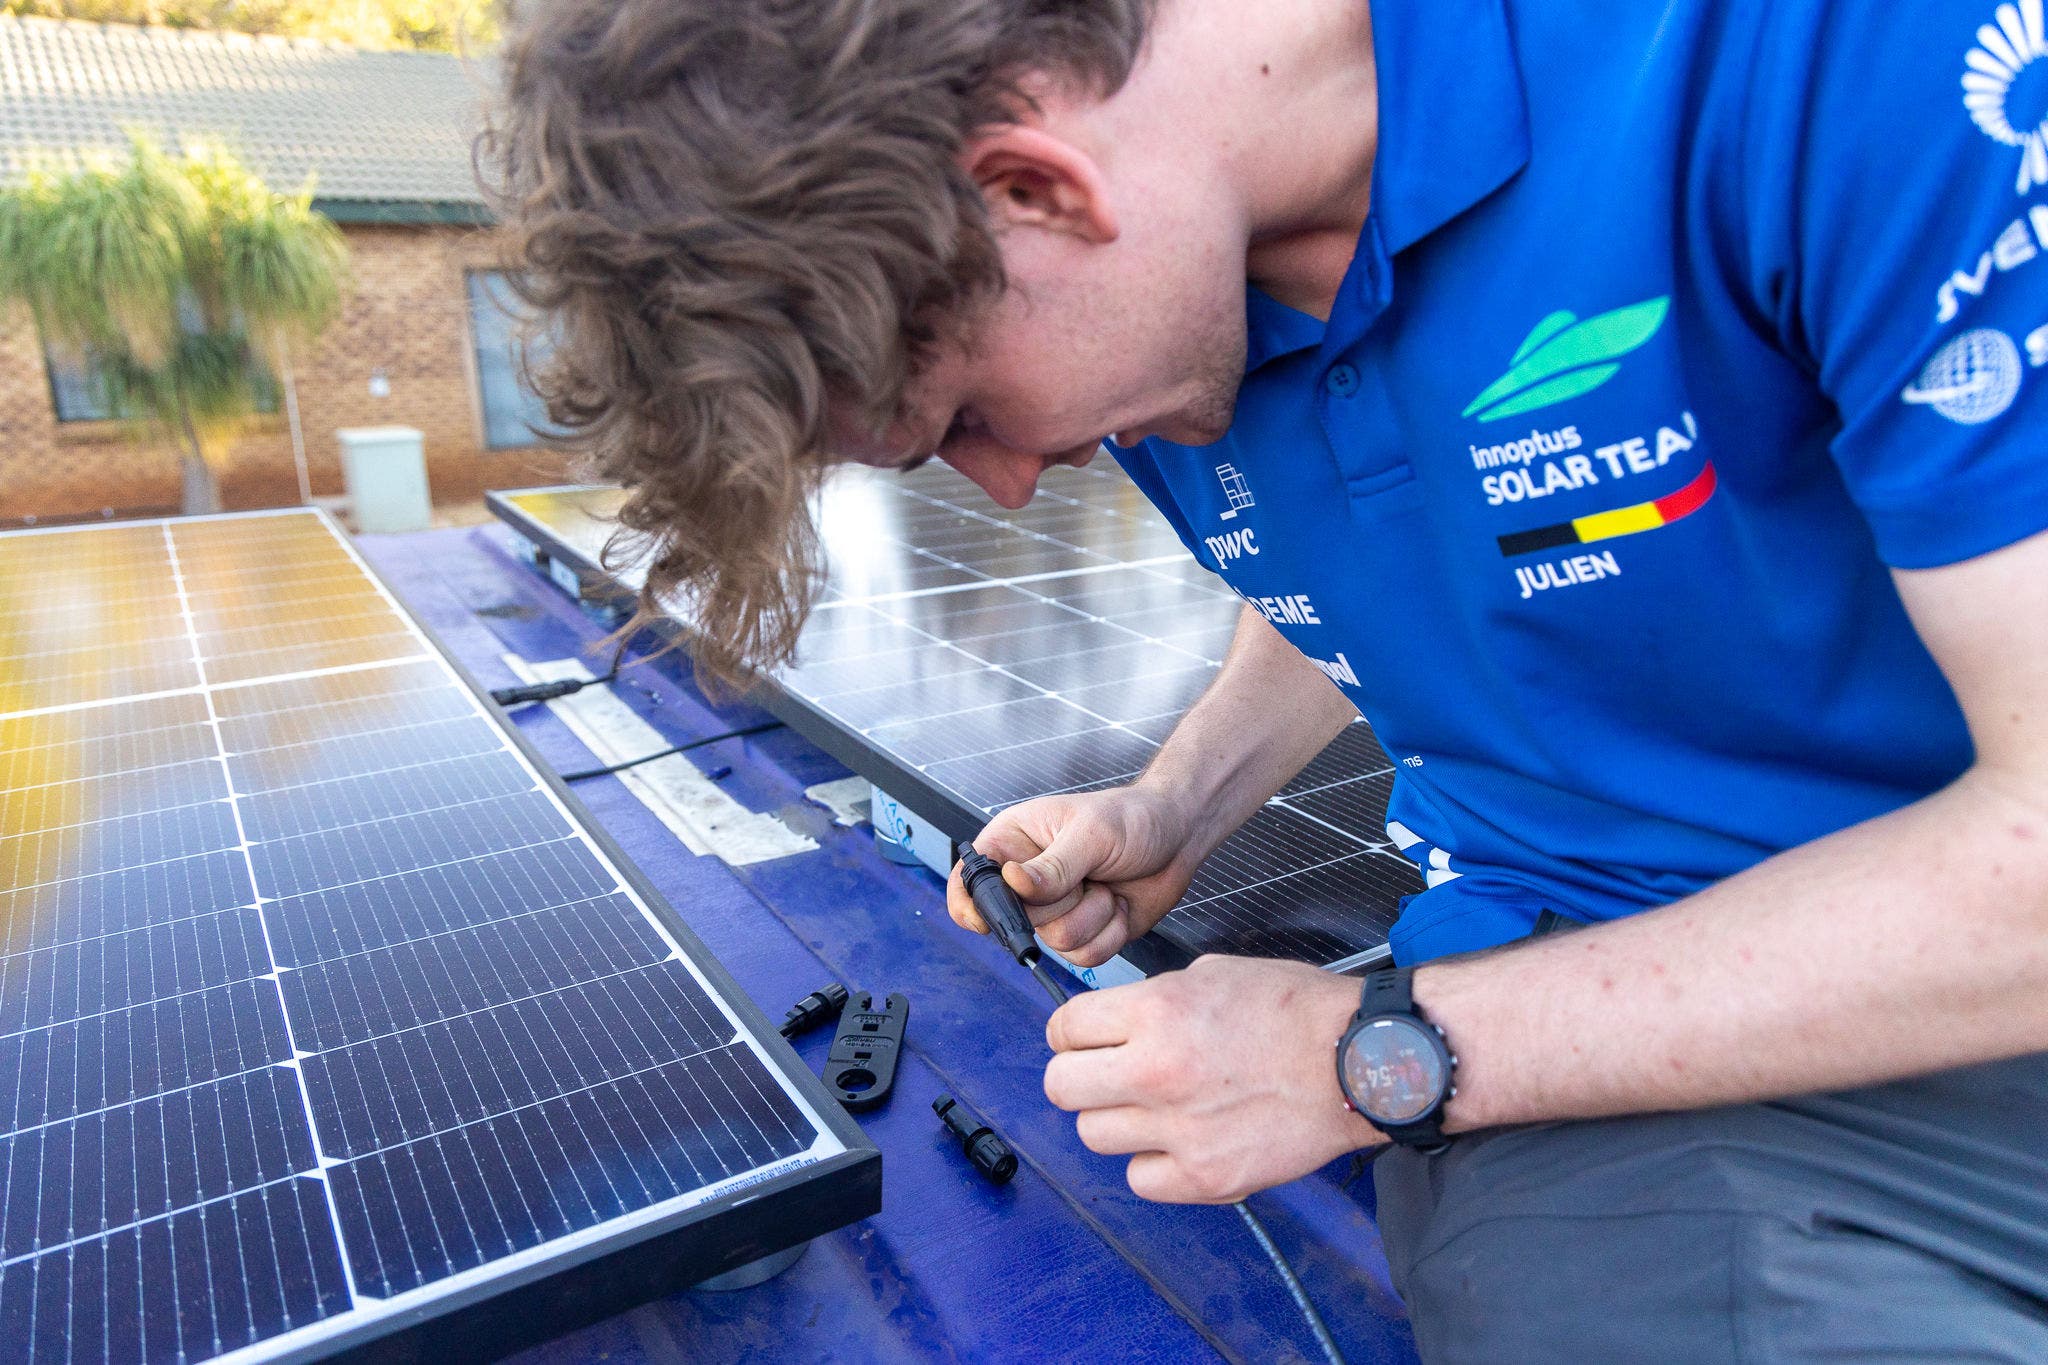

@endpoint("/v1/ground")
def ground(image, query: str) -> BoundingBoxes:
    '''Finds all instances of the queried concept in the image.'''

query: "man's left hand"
[1043,955,1386,1203]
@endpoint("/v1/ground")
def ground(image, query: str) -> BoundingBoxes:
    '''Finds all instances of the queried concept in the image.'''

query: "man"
[490,0,2048,1356]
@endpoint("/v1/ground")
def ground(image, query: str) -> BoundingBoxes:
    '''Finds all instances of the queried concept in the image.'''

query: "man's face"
[839,220,1251,507]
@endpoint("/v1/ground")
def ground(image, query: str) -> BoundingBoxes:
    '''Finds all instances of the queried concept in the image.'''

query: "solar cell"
[0,510,875,1363]
[1279,772,1397,840]
[489,460,1423,973]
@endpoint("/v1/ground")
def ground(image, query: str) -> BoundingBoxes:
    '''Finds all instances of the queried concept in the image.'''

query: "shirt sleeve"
[1780,0,2048,568]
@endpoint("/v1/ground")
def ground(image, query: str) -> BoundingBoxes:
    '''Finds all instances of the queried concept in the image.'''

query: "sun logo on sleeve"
[1963,1,2048,194]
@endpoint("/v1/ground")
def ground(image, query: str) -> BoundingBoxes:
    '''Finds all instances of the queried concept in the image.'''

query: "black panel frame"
[323,511,878,1362]
[484,489,1386,981]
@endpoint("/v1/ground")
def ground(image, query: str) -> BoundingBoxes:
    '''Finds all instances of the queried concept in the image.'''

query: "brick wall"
[0,222,572,522]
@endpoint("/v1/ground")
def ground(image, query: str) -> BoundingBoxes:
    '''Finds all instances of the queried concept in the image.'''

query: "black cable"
[1235,1199,1346,1365]
[1028,958,1071,1008]
[490,639,641,707]
[558,720,783,782]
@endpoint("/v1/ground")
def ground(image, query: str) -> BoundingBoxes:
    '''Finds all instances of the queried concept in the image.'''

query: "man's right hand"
[946,784,1200,967]
[945,606,1361,966]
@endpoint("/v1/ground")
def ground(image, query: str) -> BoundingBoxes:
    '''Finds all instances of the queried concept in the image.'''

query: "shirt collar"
[1241,0,1530,373]
[1369,0,1531,255]
[1244,287,1328,372]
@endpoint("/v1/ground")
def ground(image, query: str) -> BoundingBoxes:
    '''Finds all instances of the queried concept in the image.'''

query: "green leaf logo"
[1462,296,1671,423]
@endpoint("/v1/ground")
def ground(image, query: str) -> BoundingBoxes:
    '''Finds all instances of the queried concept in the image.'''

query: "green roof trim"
[314,199,494,226]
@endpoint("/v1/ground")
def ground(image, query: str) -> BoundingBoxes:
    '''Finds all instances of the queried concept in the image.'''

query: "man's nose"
[940,443,1045,509]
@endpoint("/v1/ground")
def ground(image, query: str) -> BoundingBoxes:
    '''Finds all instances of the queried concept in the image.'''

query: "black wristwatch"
[1335,967,1458,1152]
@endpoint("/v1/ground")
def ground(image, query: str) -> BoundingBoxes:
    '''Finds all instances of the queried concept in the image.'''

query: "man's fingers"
[1043,1047,1136,1113]
[1127,1152,1236,1205]
[1060,909,1134,969]
[1073,1105,1156,1157]
[1045,984,1136,1053]
[1021,884,1087,928]
[970,823,1050,869]
[1005,818,1112,904]
[1125,1152,1200,1204]
[944,862,988,935]
[1036,884,1117,954]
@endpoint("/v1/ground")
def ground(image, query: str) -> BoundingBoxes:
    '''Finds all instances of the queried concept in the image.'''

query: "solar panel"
[0,510,877,1363]
[488,460,1421,974]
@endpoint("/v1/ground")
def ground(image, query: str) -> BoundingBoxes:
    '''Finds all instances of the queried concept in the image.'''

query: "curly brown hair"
[480,0,1157,687]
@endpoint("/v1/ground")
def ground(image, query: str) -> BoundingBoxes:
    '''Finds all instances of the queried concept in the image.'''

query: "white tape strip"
[500,654,816,866]
[803,776,872,828]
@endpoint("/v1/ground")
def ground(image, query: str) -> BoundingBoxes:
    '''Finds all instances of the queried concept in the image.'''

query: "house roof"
[0,15,490,223]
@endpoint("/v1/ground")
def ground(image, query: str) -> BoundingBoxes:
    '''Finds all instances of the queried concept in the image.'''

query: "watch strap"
[1357,964,1416,1020]
[1349,966,1453,1153]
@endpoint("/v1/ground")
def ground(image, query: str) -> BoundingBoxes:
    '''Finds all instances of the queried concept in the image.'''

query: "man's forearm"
[1138,605,1359,856]
[1411,536,2048,1133]
[1421,767,2048,1130]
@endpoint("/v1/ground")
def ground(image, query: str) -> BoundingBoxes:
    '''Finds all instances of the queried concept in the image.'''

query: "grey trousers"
[1374,1053,2048,1363]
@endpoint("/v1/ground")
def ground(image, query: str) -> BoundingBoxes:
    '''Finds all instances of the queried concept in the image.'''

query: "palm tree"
[0,134,347,513]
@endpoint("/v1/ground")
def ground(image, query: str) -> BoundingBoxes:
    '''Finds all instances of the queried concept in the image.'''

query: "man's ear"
[963,126,1119,244]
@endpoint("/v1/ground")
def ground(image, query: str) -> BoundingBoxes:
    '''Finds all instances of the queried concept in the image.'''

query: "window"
[43,318,280,425]
[45,350,116,422]
[467,270,561,450]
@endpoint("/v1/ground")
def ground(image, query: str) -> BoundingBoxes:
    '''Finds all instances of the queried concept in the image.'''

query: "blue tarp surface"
[354,524,1421,1365]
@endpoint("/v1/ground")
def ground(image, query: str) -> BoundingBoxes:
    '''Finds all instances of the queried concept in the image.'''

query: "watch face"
[1341,1018,1446,1125]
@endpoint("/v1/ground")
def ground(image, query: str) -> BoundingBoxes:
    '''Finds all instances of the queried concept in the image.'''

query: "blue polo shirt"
[1113,0,2048,963]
